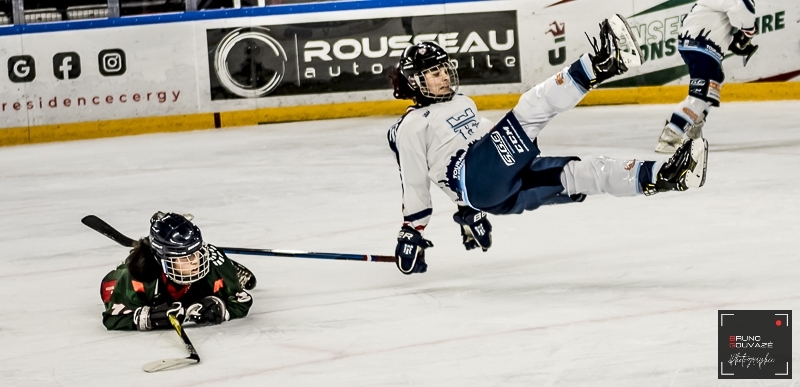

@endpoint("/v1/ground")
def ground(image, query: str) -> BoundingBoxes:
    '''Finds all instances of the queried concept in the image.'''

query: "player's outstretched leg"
[511,14,643,140]
[644,138,708,195]
[230,258,257,290]
[586,14,644,87]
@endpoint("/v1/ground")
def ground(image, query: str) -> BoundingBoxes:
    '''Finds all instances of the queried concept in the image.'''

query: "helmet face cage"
[412,61,459,102]
[399,42,460,103]
[160,243,210,285]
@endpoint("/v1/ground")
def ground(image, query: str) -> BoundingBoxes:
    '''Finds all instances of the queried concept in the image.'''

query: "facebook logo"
[53,52,81,80]
[8,55,36,83]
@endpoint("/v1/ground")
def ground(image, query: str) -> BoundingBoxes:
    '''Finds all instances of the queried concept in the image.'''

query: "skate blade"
[683,138,708,188]
[654,141,677,154]
[608,14,644,68]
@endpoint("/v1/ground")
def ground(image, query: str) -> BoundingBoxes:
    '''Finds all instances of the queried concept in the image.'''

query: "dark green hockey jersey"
[100,244,252,330]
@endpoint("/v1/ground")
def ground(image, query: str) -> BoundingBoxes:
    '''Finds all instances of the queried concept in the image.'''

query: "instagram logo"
[98,49,126,76]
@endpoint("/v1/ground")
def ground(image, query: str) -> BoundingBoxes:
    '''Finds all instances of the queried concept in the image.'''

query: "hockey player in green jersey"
[100,212,254,331]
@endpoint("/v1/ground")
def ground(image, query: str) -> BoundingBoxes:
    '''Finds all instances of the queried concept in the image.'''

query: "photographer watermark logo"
[53,52,81,80]
[718,310,791,379]
[98,49,126,76]
[8,55,36,83]
[213,27,287,98]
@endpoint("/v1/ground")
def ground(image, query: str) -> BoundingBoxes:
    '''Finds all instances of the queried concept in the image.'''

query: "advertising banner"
[0,23,198,128]
[531,0,800,88]
[205,11,520,100]
[0,0,797,140]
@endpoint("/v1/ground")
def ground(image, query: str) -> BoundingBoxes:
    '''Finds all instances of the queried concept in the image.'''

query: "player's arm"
[725,0,757,57]
[102,274,181,331]
[102,272,145,331]
[389,115,434,274]
[185,246,253,325]
[394,115,433,230]
[724,0,756,30]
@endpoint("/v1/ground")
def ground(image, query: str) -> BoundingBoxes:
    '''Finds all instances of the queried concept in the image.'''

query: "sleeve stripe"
[404,208,433,223]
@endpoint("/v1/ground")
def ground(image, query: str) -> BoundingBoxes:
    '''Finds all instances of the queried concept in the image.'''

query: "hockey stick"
[81,215,396,263]
[141,314,200,373]
[81,215,136,247]
[218,246,396,263]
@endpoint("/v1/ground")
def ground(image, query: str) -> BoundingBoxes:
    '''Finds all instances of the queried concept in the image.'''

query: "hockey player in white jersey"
[388,15,709,275]
[654,0,758,153]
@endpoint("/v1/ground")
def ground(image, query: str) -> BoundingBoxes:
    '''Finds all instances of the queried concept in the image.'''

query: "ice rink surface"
[1,101,798,386]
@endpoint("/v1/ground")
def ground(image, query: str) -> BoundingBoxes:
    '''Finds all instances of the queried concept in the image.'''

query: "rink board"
[0,0,798,145]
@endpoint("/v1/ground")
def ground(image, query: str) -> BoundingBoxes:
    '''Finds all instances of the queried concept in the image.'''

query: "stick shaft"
[168,314,200,361]
[81,214,396,263]
[219,246,396,263]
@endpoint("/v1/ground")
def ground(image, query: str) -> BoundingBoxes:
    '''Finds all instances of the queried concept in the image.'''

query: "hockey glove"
[453,206,492,252]
[395,225,433,275]
[186,296,230,325]
[134,302,185,331]
[728,29,758,65]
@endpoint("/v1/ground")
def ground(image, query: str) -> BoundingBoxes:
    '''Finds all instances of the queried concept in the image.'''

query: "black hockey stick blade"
[142,314,200,373]
[742,44,758,67]
[81,215,136,247]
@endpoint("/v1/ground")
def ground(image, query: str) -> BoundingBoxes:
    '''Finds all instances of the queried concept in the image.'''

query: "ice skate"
[606,14,644,70]
[586,14,644,86]
[655,122,685,153]
[231,259,257,290]
[645,138,708,195]
[685,119,705,140]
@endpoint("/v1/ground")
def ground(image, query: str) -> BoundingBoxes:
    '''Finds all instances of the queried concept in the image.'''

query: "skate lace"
[585,32,600,56]
[233,261,251,288]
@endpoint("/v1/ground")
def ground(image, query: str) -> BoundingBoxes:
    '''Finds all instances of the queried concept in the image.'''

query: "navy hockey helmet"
[149,212,209,284]
[398,41,459,102]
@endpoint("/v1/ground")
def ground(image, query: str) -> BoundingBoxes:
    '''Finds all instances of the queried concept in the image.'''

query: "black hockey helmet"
[149,212,209,284]
[397,41,459,102]
[149,212,203,257]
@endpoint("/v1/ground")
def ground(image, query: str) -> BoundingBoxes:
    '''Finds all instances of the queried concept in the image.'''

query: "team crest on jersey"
[446,108,478,140]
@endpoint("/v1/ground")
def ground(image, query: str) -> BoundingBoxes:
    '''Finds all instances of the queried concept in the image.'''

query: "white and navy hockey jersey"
[387,95,493,231]
[681,0,756,53]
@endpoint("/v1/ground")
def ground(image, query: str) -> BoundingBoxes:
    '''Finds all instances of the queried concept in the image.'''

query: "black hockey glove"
[134,302,185,331]
[395,225,433,275]
[728,29,758,65]
[453,206,492,252]
[186,296,230,325]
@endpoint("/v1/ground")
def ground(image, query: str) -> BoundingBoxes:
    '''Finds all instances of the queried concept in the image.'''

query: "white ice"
[1,101,798,387]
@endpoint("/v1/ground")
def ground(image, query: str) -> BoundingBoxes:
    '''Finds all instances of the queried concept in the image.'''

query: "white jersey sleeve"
[724,0,757,30]
[389,112,433,230]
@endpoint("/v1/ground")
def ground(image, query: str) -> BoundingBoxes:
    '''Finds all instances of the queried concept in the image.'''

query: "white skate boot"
[685,118,705,140]
[606,14,644,70]
[655,122,685,154]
